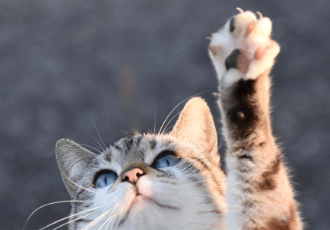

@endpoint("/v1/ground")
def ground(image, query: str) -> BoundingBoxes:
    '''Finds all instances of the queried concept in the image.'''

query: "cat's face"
[56,98,227,230]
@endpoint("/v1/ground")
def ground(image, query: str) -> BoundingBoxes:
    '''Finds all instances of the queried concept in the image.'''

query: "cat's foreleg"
[209,10,303,230]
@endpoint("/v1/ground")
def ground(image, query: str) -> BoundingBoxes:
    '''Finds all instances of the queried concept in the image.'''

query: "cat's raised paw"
[209,9,280,82]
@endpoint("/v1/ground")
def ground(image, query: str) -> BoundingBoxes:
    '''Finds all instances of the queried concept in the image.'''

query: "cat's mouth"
[116,192,180,228]
[130,191,180,211]
[132,194,150,204]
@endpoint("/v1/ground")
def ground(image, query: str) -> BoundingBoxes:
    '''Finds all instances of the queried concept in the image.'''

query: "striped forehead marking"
[108,135,174,166]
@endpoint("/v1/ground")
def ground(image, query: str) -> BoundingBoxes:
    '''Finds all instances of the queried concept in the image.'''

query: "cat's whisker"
[161,125,175,135]
[180,165,199,175]
[49,145,88,158]
[218,136,224,150]
[52,213,95,230]
[115,214,124,230]
[91,118,108,151]
[99,213,113,230]
[178,175,221,186]
[102,218,112,230]
[57,146,99,159]
[23,200,84,230]
[177,173,201,182]
[165,171,200,186]
[98,212,113,230]
[83,209,111,230]
[174,169,200,182]
[80,143,103,154]
[46,145,82,158]
[167,180,207,190]
[93,214,111,230]
[153,106,157,134]
[176,158,209,179]
[157,91,205,139]
[87,131,106,152]
[46,149,56,157]
[105,213,117,230]
[54,145,96,156]
[171,179,204,187]
[38,207,100,230]
[180,163,196,171]
[182,168,199,177]
[99,208,120,230]
[169,167,220,188]
[162,163,196,183]
[63,174,97,194]
[160,111,181,135]
[176,158,219,182]
[110,212,120,230]
[160,192,185,206]
[81,125,105,152]
[176,191,212,198]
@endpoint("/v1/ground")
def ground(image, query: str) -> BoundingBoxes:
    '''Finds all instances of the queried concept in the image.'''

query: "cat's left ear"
[170,97,219,164]
[55,138,96,197]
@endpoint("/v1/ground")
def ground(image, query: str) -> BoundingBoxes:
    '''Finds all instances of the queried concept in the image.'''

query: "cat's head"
[55,97,226,230]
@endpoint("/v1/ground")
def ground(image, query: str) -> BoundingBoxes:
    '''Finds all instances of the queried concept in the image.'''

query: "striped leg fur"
[209,9,303,230]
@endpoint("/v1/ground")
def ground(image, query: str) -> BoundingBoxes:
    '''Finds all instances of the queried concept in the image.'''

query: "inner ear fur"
[171,97,220,165]
[55,138,96,196]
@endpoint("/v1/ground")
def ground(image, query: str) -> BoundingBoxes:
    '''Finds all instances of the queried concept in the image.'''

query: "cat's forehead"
[106,134,174,165]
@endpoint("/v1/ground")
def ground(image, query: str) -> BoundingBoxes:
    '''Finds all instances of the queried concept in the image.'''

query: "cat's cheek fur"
[76,184,135,229]
[136,174,179,209]
[95,183,134,213]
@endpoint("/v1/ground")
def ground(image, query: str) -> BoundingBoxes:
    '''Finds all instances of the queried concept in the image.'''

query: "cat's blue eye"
[153,151,180,169]
[93,170,118,188]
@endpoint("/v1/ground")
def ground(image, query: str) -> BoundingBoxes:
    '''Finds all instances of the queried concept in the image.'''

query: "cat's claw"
[209,10,280,82]
[236,7,244,14]
[256,11,263,19]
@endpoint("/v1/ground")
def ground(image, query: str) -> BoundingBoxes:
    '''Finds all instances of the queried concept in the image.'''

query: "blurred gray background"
[1,0,329,229]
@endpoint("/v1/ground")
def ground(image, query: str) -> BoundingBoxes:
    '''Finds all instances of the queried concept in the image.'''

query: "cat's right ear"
[55,138,96,197]
[170,97,220,165]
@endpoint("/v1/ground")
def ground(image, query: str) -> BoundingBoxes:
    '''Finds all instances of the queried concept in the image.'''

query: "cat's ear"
[55,138,96,197]
[171,97,219,164]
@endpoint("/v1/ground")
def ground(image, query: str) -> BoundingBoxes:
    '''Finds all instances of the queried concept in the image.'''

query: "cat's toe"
[225,49,249,74]
[229,17,236,32]
[246,39,280,79]
[229,11,257,38]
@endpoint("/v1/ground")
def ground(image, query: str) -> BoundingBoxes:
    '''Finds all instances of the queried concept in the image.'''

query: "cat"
[55,97,227,230]
[53,9,303,230]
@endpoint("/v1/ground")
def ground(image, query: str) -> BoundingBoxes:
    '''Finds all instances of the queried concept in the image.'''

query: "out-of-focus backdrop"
[1,0,329,229]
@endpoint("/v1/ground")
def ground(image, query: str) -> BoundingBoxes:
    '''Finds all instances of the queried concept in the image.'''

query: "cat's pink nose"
[122,168,145,184]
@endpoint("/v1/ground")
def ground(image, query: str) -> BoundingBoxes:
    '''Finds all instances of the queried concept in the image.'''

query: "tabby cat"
[53,9,303,230]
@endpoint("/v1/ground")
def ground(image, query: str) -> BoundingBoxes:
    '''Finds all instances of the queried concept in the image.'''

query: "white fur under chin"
[75,169,222,230]
[76,192,222,229]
